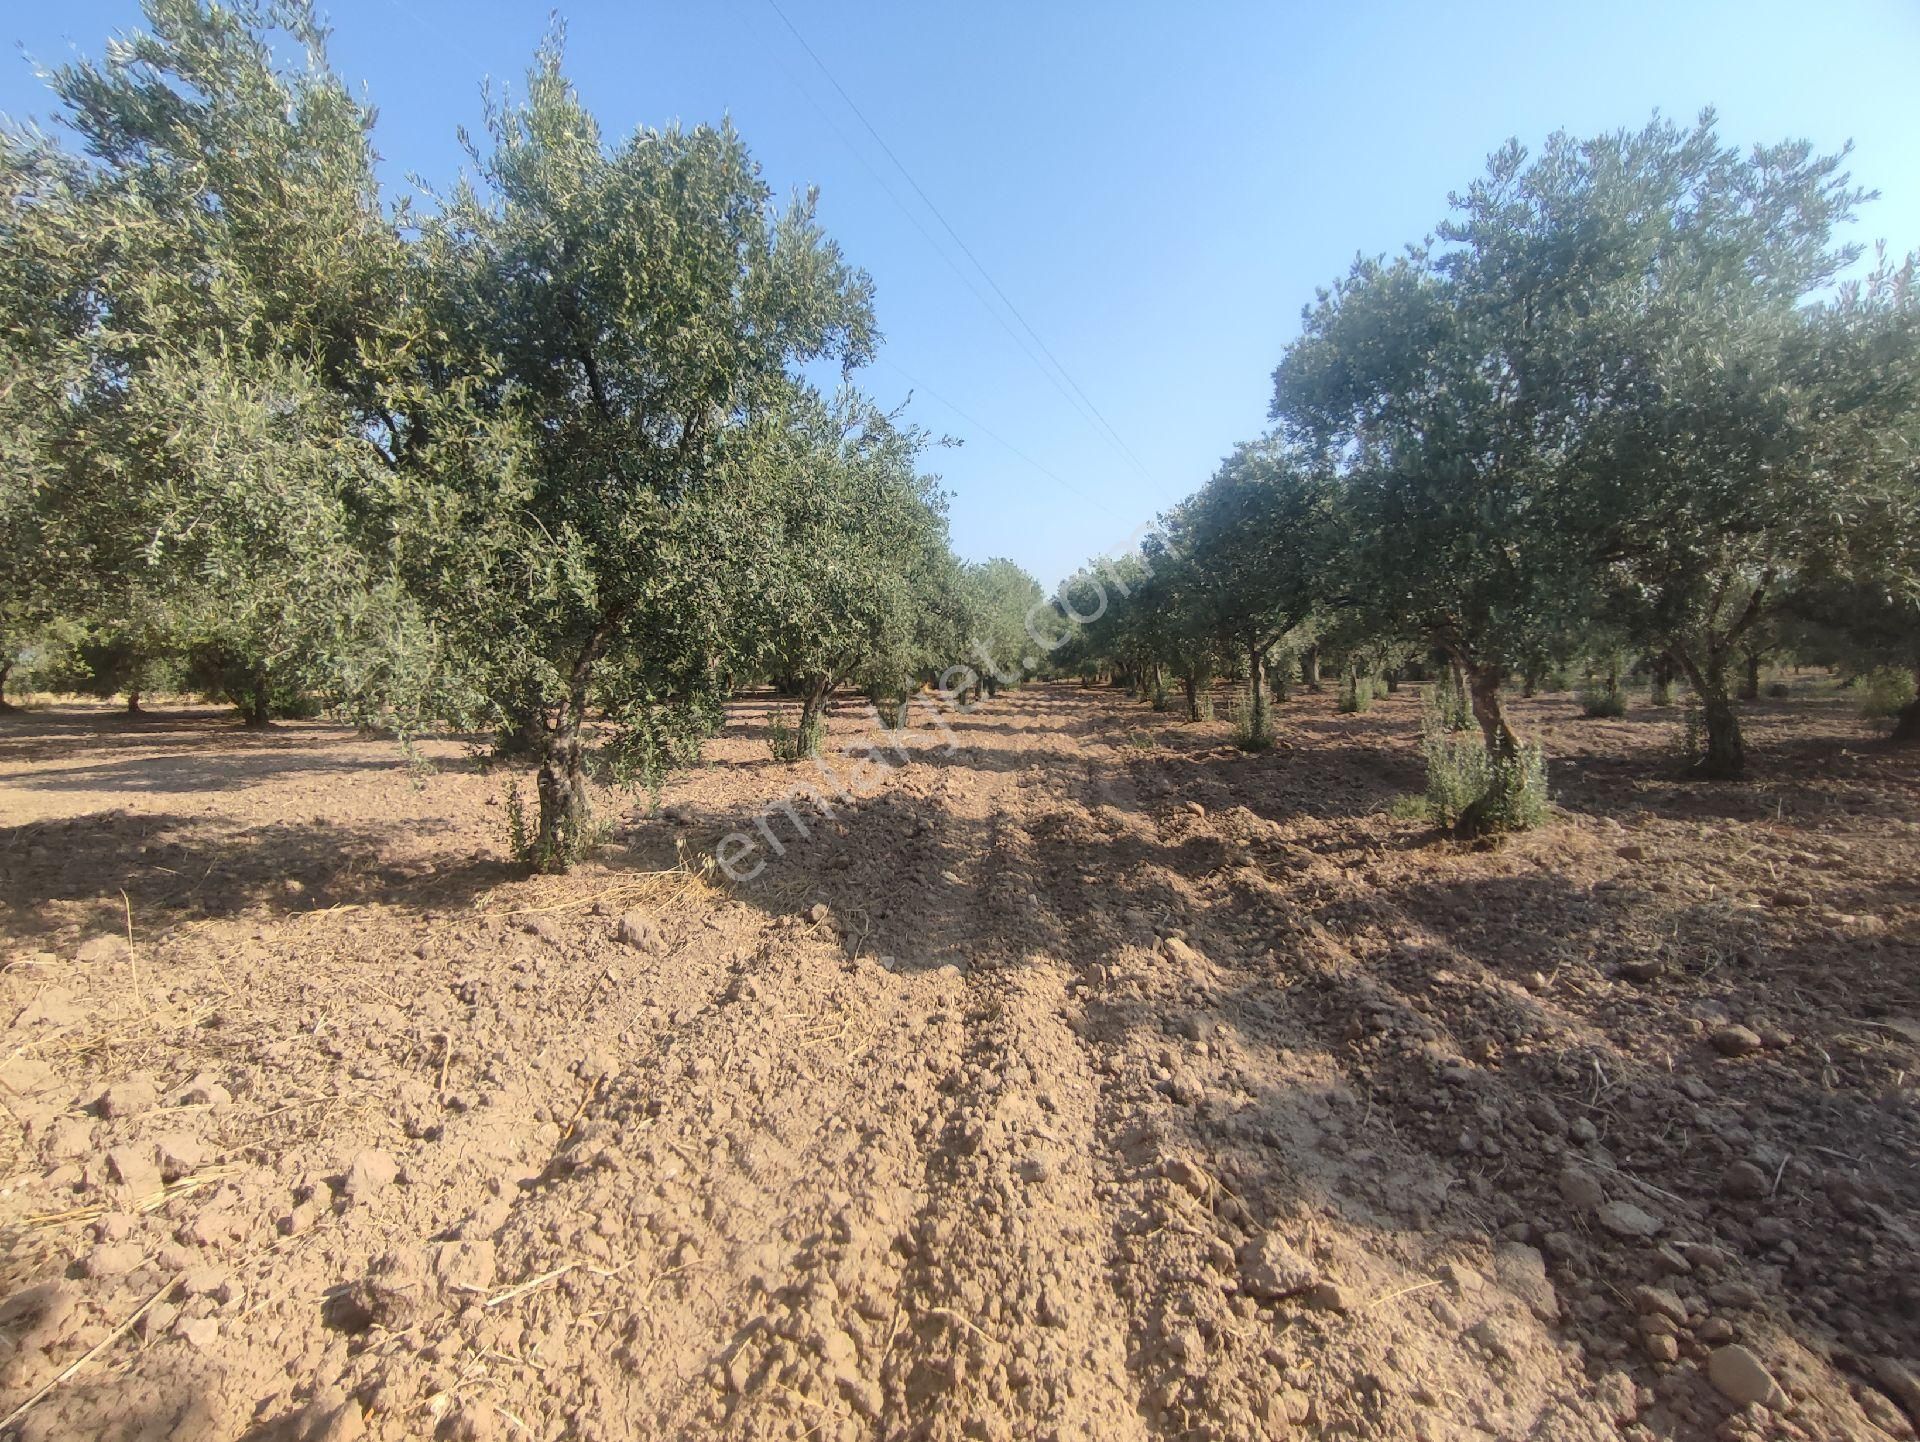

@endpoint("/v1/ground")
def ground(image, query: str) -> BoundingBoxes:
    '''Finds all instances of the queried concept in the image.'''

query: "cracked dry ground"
[2,683,1918,1442]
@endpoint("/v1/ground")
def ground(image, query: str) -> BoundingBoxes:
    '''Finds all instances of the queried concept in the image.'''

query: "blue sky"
[7,2,1918,589]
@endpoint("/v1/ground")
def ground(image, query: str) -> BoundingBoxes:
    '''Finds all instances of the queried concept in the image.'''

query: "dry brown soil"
[1,680,1916,1442]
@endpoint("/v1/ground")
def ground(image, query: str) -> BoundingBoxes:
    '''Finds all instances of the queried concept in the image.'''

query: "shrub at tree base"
[1579,683,1627,718]
[1230,688,1273,751]
[1860,667,1917,720]
[767,712,824,762]
[1423,725,1549,837]
[1424,673,1473,734]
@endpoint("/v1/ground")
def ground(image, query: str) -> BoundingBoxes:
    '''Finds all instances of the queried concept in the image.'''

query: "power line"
[748,23,1120,474]
[876,358,1091,501]
[760,0,1159,489]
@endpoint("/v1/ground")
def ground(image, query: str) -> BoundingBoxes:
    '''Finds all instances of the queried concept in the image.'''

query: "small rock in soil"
[614,912,659,949]
[1595,1200,1663,1238]
[1240,1236,1316,1299]
[83,1243,145,1278]
[343,1149,399,1202]
[1722,1160,1770,1200]
[1558,1165,1605,1211]
[155,1134,206,1181]
[521,915,564,945]
[105,1144,160,1190]
[175,1072,233,1108]
[1632,1285,1687,1325]
[1711,1025,1764,1057]
[1707,1344,1789,1411]
[97,1077,158,1118]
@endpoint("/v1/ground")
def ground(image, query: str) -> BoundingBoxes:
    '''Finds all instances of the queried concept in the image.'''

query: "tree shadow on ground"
[0,807,518,940]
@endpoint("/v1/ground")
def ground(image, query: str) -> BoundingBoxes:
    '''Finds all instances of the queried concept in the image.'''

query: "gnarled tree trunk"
[531,613,627,872]
[799,676,834,732]
[1465,661,1522,761]
[1649,653,1676,707]
[0,658,15,713]
[1675,648,1744,779]
[1301,644,1321,693]
[535,700,590,870]
[1246,641,1270,743]
[239,677,273,730]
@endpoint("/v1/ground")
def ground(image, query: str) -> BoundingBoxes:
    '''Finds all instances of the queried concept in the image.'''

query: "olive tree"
[726,388,960,744]
[1274,242,1586,782]
[1165,440,1340,743]
[9,0,440,726]
[418,38,876,862]
[963,558,1047,699]
[1551,118,1885,775]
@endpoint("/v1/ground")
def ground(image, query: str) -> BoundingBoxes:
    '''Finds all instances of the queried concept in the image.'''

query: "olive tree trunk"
[799,677,833,733]
[0,658,15,713]
[1649,653,1676,707]
[1247,641,1270,742]
[530,613,628,873]
[1676,648,1744,779]
[1465,662,1522,761]
[238,678,273,730]
[535,700,591,870]
[1301,643,1322,693]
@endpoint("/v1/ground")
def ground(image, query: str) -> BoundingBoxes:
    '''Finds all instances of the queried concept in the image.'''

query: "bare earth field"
[1,681,1916,1442]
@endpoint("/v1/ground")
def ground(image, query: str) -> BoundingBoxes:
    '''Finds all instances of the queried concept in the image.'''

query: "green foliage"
[1386,793,1432,823]
[1678,697,1706,768]
[1423,724,1549,836]
[503,782,534,866]
[1579,683,1627,718]
[767,711,824,763]
[1268,648,1295,703]
[602,696,721,796]
[1860,667,1917,719]
[1229,688,1273,751]
[1469,745,1551,836]
[1424,671,1472,733]
[9,2,1920,850]
[1421,727,1488,831]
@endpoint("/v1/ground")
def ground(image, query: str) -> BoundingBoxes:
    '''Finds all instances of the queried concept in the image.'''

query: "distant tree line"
[0,0,1043,868]
[1053,114,1920,831]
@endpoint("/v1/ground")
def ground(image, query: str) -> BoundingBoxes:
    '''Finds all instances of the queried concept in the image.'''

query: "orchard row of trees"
[0,0,1038,867]
[1055,113,1920,826]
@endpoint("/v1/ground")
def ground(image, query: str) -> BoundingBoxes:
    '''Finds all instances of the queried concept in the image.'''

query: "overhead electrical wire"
[760,0,1159,491]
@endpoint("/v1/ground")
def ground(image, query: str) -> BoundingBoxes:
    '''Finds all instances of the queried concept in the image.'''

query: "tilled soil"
[1,682,1916,1442]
